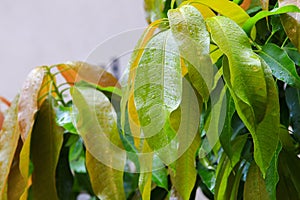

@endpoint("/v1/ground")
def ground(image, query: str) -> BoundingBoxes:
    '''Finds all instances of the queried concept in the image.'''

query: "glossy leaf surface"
[71,86,126,199]
[0,96,20,195]
[259,43,300,88]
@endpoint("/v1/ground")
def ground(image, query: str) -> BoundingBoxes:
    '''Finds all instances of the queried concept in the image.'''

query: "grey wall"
[0,0,147,99]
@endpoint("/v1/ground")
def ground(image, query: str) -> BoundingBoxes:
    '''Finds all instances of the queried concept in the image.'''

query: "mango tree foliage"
[0,0,299,199]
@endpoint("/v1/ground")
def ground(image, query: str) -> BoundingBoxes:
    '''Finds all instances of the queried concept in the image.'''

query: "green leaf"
[0,96,21,196]
[220,90,235,160]
[30,97,64,200]
[133,29,182,159]
[188,0,250,26]
[277,150,300,199]
[168,5,213,101]
[207,16,267,129]
[69,138,86,173]
[144,0,168,23]
[242,5,300,35]
[285,87,300,142]
[284,46,300,65]
[152,155,168,190]
[264,143,282,200]
[56,105,77,134]
[71,86,126,200]
[169,79,201,200]
[244,162,270,200]
[259,43,300,88]
[253,59,280,177]
[214,134,248,200]
[279,0,300,51]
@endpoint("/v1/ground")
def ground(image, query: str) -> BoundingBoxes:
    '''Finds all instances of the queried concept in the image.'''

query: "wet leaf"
[259,43,300,88]
[30,97,64,200]
[71,86,126,199]
[0,96,21,196]
[168,5,213,101]
[18,67,46,140]
[242,5,300,35]
[189,0,250,26]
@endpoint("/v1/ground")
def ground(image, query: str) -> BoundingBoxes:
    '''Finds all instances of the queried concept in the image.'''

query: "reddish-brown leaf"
[57,61,120,88]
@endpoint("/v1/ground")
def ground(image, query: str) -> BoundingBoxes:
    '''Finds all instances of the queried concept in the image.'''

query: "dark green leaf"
[30,97,64,200]
[284,46,300,66]
[152,155,168,190]
[259,43,300,88]
[285,87,300,142]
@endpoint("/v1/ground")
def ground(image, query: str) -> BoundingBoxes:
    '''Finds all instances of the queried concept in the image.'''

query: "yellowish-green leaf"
[0,96,21,196]
[189,0,250,26]
[168,5,213,102]
[138,140,153,200]
[71,86,126,199]
[244,162,270,200]
[207,16,267,129]
[30,97,63,200]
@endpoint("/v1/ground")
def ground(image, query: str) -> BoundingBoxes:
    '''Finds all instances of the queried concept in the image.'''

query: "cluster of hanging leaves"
[0,0,300,199]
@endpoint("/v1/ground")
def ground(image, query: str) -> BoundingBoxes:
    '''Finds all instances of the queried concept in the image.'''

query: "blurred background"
[0,0,147,100]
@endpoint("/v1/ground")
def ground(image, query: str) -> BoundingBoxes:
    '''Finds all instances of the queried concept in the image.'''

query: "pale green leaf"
[168,5,213,101]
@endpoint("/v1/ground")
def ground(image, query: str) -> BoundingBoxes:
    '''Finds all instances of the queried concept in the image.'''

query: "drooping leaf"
[6,139,26,200]
[138,141,153,200]
[71,86,126,199]
[190,4,216,18]
[244,162,270,200]
[214,134,248,200]
[121,19,162,131]
[18,67,46,140]
[169,80,201,200]
[133,29,182,160]
[264,143,282,200]
[259,43,300,88]
[208,16,279,176]
[207,16,267,129]
[30,97,64,200]
[188,0,250,26]
[0,96,21,195]
[279,0,300,51]
[285,87,300,142]
[240,0,252,10]
[0,97,11,107]
[56,61,120,89]
[252,59,280,177]
[242,5,300,35]
[168,5,213,102]
[276,150,300,199]
[152,154,168,190]
[0,112,4,131]
[220,90,235,160]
